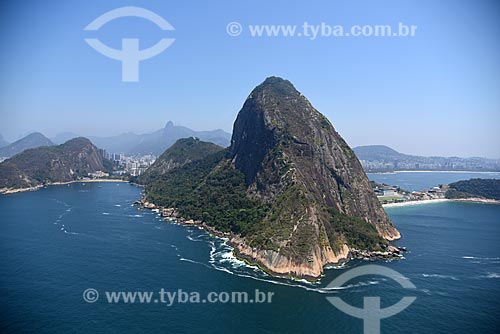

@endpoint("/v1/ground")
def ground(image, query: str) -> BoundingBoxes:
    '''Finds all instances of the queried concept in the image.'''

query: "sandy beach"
[0,179,128,195]
[383,197,500,208]
[382,199,450,208]
[369,171,500,175]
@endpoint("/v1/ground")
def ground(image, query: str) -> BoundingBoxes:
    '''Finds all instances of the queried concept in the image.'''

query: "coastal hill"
[0,137,109,192]
[0,132,54,158]
[445,178,500,201]
[353,145,500,172]
[134,137,224,185]
[140,77,400,279]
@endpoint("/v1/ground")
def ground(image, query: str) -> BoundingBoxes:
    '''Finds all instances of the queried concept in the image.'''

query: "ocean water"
[0,179,499,333]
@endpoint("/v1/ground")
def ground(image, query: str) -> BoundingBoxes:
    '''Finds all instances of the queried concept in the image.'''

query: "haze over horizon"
[1,0,499,158]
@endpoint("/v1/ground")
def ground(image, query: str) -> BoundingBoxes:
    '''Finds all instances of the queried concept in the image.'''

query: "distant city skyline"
[1,0,499,158]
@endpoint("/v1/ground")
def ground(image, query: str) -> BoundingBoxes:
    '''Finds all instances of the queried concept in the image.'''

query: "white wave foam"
[172,222,385,293]
[422,274,459,280]
[102,212,110,215]
[208,240,381,292]
[217,250,248,268]
[53,199,69,207]
[462,256,500,260]
[325,262,349,270]
[54,207,72,225]
[208,241,216,264]
[210,263,378,293]
[180,258,212,269]
[485,273,500,279]
[186,235,204,242]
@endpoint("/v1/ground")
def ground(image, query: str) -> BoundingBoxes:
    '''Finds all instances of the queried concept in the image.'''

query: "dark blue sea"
[1,175,499,333]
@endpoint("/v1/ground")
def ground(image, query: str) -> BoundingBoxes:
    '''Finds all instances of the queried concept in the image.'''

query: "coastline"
[383,197,500,208]
[0,179,128,195]
[136,199,405,280]
[382,199,450,207]
[368,170,500,175]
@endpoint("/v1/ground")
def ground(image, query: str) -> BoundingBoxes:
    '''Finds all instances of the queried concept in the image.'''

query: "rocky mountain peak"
[231,76,399,239]
[142,76,401,279]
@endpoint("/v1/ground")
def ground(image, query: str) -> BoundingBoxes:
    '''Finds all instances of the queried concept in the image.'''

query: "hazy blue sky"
[1,0,499,157]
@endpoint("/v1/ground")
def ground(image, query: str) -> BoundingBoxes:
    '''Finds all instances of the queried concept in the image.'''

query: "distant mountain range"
[51,121,231,156]
[0,132,54,158]
[0,134,9,148]
[2,131,497,174]
[353,145,500,172]
[0,122,231,159]
[90,121,231,156]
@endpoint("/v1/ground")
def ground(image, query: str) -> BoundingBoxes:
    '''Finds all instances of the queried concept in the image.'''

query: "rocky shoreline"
[135,198,407,280]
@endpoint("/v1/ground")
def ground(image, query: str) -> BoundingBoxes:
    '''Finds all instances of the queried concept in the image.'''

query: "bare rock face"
[142,76,401,279]
[228,77,400,277]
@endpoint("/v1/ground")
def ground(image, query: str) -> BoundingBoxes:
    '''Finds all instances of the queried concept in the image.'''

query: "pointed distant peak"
[165,121,174,128]
[20,132,53,144]
[26,132,47,138]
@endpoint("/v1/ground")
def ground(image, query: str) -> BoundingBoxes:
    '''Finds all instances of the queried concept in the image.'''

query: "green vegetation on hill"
[145,150,387,255]
[144,150,269,236]
[326,208,385,251]
[135,137,223,185]
[445,178,500,200]
[0,137,108,190]
[141,77,399,279]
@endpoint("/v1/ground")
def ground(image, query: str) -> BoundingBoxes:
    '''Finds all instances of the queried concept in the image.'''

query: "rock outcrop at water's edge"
[138,77,403,279]
[135,198,405,280]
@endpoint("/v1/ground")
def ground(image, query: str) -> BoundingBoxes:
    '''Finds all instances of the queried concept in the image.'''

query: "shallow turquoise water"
[0,180,499,333]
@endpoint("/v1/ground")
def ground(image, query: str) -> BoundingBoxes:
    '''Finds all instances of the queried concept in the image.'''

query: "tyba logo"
[84,7,175,82]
